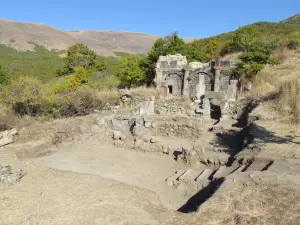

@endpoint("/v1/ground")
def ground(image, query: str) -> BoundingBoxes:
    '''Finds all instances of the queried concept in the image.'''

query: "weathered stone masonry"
[154,54,238,101]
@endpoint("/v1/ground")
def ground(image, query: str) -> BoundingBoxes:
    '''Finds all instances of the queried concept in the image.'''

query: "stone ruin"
[155,54,238,101]
[154,54,239,121]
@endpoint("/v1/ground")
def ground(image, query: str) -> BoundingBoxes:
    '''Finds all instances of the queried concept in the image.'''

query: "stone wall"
[188,73,213,99]
[220,70,231,93]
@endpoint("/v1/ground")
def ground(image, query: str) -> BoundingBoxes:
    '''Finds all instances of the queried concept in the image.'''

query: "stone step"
[246,159,273,172]
[213,166,231,180]
[235,165,246,173]
[178,169,201,183]
[195,169,214,183]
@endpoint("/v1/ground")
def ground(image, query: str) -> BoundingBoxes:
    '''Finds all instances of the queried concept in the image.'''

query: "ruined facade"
[154,54,238,101]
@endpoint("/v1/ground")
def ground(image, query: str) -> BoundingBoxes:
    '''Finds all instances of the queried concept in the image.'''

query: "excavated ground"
[1,101,300,224]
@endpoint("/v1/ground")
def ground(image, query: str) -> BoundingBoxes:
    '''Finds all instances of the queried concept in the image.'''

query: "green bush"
[0,75,108,117]
[67,66,89,90]
[235,51,278,81]
[0,76,44,115]
[116,55,146,88]
[0,65,9,85]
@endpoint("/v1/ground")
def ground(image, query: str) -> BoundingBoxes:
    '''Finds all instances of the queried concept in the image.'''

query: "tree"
[184,40,207,62]
[230,26,259,52]
[143,32,186,85]
[57,43,107,77]
[68,66,89,90]
[235,51,278,81]
[0,65,9,85]
[56,65,74,77]
[116,55,145,88]
[95,58,107,72]
[205,37,220,60]
[65,43,97,69]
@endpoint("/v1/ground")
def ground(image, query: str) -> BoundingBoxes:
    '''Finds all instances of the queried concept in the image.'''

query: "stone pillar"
[220,101,231,120]
[195,97,211,121]
[227,80,238,101]
[182,70,190,97]
[196,75,206,99]
[214,69,221,92]
[155,69,163,90]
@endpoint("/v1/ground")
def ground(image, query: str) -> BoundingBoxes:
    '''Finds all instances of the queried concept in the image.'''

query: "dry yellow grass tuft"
[95,89,121,107]
[271,47,296,63]
[276,79,300,122]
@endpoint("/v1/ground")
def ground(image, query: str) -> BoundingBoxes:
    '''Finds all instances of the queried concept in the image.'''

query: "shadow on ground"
[178,178,225,213]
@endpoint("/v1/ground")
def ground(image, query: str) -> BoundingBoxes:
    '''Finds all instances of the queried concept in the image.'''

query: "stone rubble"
[0,128,18,147]
[0,164,26,185]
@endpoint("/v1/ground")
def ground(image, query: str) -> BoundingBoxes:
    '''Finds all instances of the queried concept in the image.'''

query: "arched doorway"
[189,70,214,99]
[164,72,183,96]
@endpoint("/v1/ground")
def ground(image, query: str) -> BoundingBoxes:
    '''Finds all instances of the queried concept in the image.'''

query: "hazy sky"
[1,0,299,37]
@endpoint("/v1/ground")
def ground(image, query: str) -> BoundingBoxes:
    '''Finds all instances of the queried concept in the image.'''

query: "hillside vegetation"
[0,43,64,81]
[281,13,300,24]
[0,13,299,121]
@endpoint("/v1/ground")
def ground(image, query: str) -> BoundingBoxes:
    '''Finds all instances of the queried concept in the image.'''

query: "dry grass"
[271,47,296,63]
[130,86,158,98]
[246,49,300,123]
[276,79,300,122]
[0,104,16,130]
[95,88,120,107]
[246,72,278,99]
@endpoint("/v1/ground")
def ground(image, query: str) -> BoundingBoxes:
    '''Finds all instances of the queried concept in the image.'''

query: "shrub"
[0,76,44,116]
[67,66,89,90]
[47,77,69,94]
[0,65,9,85]
[235,51,278,81]
[56,65,74,77]
[116,55,146,88]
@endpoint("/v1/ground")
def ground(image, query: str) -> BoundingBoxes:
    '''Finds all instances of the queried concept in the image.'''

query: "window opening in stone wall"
[168,85,173,94]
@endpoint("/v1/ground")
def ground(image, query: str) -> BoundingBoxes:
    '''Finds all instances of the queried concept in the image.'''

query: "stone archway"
[188,70,214,99]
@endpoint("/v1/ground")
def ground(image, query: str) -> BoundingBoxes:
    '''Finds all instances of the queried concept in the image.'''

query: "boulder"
[150,137,157,143]
[113,130,122,140]
[0,128,18,147]
[0,165,26,185]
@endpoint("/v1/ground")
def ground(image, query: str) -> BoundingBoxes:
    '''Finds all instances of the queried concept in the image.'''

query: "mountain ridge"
[0,19,159,56]
[0,13,299,56]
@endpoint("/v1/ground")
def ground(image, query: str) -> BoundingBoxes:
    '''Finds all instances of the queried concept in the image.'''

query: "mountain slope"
[0,20,76,52]
[67,30,158,56]
[281,13,300,24]
[0,20,159,56]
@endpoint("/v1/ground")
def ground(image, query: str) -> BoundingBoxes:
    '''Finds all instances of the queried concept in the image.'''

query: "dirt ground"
[0,161,175,225]
[34,140,191,209]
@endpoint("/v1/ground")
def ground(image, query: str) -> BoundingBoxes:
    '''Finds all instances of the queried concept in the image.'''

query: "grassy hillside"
[0,43,64,81]
[215,20,300,48]
[0,43,124,82]
[281,13,300,24]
